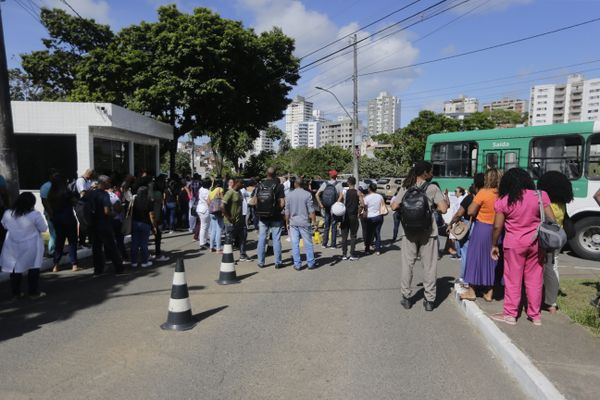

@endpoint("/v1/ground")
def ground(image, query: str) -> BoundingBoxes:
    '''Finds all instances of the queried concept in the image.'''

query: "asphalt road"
[0,219,529,400]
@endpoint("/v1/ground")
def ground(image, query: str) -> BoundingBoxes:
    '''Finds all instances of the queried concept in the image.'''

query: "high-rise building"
[320,118,357,149]
[530,74,600,126]
[367,91,400,136]
[285,95,313,137]
[290,120,320,149]
[482,98,528,115]
[251,130,275,155]
[443,95,479,120]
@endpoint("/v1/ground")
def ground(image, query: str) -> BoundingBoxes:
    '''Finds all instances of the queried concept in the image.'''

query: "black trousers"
[341,215,359,257]
[90,223,123,275]
[155,226,162,256]
[111,219,127,260]
[10,269,40,297]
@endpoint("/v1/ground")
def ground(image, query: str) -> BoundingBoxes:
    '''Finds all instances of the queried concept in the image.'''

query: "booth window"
[529,135,583,179]
[93,138,130,177]
[432,142,478,177]
[15,134,77,190]
[134,144,157,175]
[587,134,600,180]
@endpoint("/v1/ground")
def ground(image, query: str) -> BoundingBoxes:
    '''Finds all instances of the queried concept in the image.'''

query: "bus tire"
[569,216,600,261]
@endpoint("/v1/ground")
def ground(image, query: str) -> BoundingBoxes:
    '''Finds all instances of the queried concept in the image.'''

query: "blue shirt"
[40,181,52,199]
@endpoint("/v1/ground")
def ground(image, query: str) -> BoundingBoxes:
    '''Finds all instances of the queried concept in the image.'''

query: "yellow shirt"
[208,187,223,201]
[550,202,566,227]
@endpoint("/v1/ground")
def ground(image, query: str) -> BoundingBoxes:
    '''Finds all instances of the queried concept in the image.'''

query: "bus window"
[432,142,477,177]
[587,134,600,179]
[486,152,499,169]
[504,152,518,170]
[529,135,583,179]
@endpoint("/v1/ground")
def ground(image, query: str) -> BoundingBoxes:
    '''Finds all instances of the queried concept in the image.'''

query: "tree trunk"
[169,138,177,177]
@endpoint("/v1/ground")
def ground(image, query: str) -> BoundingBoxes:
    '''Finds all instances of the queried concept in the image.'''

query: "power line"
[299,0,425,60]
[359,16,600,77]
[299,0,452,71]
[13,0,44,28]
[59,0,83,19]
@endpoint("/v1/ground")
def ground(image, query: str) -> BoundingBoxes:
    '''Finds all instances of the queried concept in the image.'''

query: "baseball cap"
[328,170,338,178]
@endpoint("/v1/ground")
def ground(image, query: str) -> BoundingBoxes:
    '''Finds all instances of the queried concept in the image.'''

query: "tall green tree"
[8,68,42,101]
[20,8,114,100]
[70,5,299,172]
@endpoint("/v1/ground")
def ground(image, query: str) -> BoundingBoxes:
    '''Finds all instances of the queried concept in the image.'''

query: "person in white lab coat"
[0,192,48,299]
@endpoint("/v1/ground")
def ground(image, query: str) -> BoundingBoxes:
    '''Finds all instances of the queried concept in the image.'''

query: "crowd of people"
[1,162,600,320]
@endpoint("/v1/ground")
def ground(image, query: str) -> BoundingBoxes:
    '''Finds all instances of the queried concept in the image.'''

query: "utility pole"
[0,3,20,204]
[351,33,359,182]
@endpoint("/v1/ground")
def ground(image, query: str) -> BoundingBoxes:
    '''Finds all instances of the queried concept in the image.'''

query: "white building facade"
[252,130,275,154]
[530,74,600,126]
[482,98,528,115]
[285,95,313,138]
[367,91,400,136]
[11,101,173,190]
[320,118,355,149]
[290,120,320,149]
[443,96,479,120]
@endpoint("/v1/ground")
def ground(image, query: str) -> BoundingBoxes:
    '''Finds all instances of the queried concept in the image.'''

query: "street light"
[315,86,359,182]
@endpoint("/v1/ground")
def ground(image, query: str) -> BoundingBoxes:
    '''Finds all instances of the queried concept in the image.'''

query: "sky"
[2,0,600,128]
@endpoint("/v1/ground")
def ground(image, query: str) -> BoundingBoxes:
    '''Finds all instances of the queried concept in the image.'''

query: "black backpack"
[256,182,277,218]
[321,183,337,209]
[75,191,96,230]
[400,183,432,232]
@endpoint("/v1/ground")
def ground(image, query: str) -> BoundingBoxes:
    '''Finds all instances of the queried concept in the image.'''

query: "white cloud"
[42,0,111,24]
[237,0,420,124]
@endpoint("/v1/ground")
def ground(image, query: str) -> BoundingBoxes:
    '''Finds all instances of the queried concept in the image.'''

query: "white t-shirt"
[240,187,250,216]
[364,193,384,218]
[196,187,210,215]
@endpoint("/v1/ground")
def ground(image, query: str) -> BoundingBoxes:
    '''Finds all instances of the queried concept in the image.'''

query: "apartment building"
[251,130,275,155]
[367,91,400,136]
[482,98,528,115]
[443,95,479,120]
[290,120,320,149]
[320,118,355,149]
[285,95,313,137]
[530,74,600,126]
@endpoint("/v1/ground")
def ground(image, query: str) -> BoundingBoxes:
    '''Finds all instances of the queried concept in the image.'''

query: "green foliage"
[483,109,527,126]
[8,68,42,101]
[358,157,403,179]
[161,151,191,177]
[265,126,284,141]
[243,151,276,178]
[268,145,352,178]
[461,112,496,131]
[20,8,113,100]
[558,279,600,336]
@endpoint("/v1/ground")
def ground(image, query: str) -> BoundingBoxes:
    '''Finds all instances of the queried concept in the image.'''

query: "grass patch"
[557,278,600,337]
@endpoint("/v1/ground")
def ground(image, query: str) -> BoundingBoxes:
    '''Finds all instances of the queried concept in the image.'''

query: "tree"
[461,112,496,131]
[161,151,191,177]
[70,5,299,173]
[243,151,275,178]
[8,68,42,101]
[484,109,527,127]
[20,8,113,100]
[358,157,403,179]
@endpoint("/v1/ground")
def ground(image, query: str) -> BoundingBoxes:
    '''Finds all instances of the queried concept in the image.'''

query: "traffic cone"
[216,238,240,285]
[161,259,197,331]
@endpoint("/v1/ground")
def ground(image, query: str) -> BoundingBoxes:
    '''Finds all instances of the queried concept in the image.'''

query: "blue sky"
[2,0,600,127]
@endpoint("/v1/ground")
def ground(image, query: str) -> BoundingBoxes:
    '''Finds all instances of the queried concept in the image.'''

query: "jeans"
[51,213,78,266]
[225,222,247,257]
[341,215,359,257]
[392,211,401,241]
[257,219,283,266]
[290,225,315,268]
[322,210,338,247]
[365,215,384,252]
[10,269,40,296]
[166,202,177,230]
[131,220,151,264]
[210,214,224,250]
[90,222,123,275]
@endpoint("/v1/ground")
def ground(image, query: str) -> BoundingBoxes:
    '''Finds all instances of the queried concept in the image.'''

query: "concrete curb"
[454,291,566,400]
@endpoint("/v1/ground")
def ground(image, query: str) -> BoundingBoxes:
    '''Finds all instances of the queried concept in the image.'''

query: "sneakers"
[239,255,252,262]
[375,251,381,256]
[307,263,317,270]
[275,263,284,269]
[490,313,517,325]
[400,296,412,310]
[423,300,435,312]
[349,256,359,261]
[28,292,47,300]
[341,255,349,260]
[141,261,153,268]
[155,255,169,262]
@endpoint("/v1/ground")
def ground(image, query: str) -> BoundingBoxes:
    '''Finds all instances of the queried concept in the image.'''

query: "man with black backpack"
[316,170,343,249]
[391,161,449,311]
[255,167,285,269]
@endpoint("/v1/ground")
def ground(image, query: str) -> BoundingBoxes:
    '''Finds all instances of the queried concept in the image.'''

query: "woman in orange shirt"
[461,169,502,301]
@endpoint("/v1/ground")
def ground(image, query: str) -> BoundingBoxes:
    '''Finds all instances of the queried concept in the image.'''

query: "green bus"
[425,121,600,261]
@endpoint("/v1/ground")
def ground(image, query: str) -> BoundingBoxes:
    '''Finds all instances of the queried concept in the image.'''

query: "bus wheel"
[570,216,600,261]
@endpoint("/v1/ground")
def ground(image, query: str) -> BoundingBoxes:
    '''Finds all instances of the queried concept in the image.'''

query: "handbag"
[379,200,389,216]
[534,191,567,251]
[248,196,257,206]
[450,220,470,241]
[121,195,135,236]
